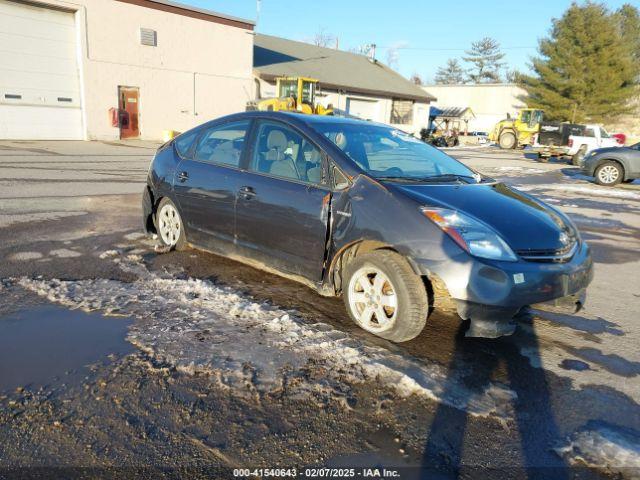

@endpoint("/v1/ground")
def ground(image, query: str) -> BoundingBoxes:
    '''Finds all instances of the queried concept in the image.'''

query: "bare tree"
[410,73,424,85]
[312,27,335,48]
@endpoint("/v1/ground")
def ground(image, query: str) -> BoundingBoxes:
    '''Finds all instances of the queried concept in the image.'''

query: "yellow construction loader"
[489,108,544,149]
[248,77,333,115]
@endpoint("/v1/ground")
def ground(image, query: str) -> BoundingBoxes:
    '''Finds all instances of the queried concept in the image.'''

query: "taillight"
[568,138,573,148]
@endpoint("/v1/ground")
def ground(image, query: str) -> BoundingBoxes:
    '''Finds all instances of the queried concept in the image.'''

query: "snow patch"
[519,184,640,201]
[557,424,640,478]
[17,255,517,420]
[493,166,546,174]
[8,251,43,261]
[49,248,82,258]
[124,232,146,241]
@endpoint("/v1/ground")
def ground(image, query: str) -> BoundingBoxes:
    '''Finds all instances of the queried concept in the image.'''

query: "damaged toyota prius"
[143,112,593,341]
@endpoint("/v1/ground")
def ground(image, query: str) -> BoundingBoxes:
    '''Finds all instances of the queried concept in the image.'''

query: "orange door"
[118,87,139,139]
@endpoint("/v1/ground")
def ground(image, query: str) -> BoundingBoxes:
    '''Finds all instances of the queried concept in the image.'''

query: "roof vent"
[140,28,157,46]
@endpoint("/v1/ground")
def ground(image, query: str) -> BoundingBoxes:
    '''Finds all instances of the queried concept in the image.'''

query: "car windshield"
[315,122,480,183]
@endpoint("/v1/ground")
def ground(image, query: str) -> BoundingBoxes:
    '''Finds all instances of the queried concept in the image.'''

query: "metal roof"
[254,34,436,102]
[429,106,475,118]
[116,0,255,29]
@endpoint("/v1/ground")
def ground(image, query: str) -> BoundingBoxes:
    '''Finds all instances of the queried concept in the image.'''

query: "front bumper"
[416,241,594,310]
[580,157,598,176]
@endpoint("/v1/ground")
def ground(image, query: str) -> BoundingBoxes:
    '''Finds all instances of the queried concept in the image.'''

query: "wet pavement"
[0,305,133,394]
[0,141,638,479]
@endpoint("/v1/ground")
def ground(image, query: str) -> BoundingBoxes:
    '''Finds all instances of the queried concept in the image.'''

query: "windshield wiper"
[419,174,480,183]
[375,176,428,183]
[377,173,484,184]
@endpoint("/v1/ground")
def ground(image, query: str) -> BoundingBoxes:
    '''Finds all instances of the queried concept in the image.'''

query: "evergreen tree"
[521,2,636,123]
[463,37,506,83]
[616,4,640,80]
[434,59,465,84]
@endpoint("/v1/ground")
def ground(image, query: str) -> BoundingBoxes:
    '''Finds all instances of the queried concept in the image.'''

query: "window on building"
[390,99,414,125]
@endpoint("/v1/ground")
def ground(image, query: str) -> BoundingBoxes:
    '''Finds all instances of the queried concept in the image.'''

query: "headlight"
[421,208,517,262]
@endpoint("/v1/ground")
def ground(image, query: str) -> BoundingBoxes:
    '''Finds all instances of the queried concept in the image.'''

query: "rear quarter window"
[174,130,199,159]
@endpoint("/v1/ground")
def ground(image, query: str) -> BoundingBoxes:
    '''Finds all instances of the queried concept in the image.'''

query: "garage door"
[346,97,379,122]
[0,0,83,140]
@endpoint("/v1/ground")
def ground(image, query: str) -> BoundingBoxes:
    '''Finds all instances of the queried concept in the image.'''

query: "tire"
[594,161,623,186]
[572,146,587,166]
[156,197,187,250]
[499,131,517,149]
[343,250,428,342]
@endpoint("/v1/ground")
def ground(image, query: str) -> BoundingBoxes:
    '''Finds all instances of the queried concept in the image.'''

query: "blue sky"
[184,0,634,83]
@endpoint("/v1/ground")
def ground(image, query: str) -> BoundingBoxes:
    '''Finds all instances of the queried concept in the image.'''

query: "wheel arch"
[326,240,426,295]
[598,158,626,178]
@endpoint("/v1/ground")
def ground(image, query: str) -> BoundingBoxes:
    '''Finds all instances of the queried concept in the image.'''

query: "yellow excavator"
[489,108,544,149]
[248,77,333,115]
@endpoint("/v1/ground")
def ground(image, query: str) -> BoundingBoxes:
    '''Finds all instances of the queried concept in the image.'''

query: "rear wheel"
[499,131,517,149]
[343,250,428,342]
[156,198,186,250]
[594,161,623,186]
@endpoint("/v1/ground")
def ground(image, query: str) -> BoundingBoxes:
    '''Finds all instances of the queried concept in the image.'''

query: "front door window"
[249,121,325,185]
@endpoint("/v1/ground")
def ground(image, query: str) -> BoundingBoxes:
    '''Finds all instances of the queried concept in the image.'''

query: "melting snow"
[557,424,640,478]
[17,254,517,420]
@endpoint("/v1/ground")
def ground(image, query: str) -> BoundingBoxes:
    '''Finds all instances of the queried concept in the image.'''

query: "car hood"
[592,146,626,156]
[396,182,575,251]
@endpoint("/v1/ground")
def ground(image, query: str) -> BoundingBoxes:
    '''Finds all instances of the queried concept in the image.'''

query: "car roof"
[213,110,391,130]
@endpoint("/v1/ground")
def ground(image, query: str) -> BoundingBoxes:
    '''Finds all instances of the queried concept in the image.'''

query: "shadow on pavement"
[420,319,570,479]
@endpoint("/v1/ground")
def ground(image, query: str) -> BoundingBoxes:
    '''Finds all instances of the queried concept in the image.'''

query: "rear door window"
[193,120,250,167]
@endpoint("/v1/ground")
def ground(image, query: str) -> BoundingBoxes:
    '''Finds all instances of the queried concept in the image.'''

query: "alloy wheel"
[598,165,620,185]
[348,266,398,332]
[158,203,181,246]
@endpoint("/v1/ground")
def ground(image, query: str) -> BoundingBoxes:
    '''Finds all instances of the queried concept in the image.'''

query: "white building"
[423,83,527,133]
[0,0,254,140]
[254,34,436,136]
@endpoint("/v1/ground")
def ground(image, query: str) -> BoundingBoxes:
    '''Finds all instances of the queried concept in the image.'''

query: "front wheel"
[499,131,517,149]
[343,250,428,342]
[594,161,623,186]
[156,198,187,250]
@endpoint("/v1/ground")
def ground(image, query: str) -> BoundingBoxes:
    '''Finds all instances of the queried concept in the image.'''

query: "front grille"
[516,241,578,263]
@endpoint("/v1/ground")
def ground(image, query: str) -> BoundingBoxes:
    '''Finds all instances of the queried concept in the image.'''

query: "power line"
[375,46,536,51]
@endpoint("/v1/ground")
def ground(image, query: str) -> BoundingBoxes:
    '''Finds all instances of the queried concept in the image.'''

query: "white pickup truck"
[568,125,621,165]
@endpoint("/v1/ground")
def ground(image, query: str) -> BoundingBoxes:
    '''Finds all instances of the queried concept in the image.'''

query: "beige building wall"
[30,0,254,140]
[424,84,527,132]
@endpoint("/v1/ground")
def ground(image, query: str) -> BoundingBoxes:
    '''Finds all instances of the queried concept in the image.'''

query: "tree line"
[432,2,639,123]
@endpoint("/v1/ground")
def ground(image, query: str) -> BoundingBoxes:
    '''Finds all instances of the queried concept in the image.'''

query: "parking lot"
[1,140,639,478]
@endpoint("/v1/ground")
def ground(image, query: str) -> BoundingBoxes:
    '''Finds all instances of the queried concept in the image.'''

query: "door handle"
[178,171,189,182]
[238,185,256,200]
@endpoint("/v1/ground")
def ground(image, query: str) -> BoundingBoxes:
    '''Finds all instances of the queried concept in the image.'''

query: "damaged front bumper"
[416,241,594,337]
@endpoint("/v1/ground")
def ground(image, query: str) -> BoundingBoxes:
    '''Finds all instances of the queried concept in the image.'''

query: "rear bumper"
[142,185,155,234]
[416,241,594,311]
